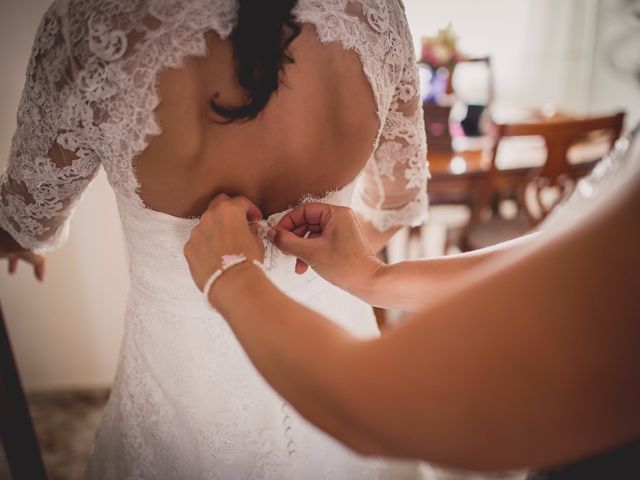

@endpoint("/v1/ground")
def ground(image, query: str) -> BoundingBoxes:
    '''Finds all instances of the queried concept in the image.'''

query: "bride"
[0,0,429,478]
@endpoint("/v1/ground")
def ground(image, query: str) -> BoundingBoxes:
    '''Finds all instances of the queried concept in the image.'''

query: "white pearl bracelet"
[202,253,265,306]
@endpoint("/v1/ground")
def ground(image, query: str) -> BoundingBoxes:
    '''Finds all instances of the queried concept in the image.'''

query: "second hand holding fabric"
[268,203,384,298]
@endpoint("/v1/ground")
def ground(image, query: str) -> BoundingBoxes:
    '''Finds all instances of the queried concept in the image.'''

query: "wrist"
[350,256,387,304]
[208,261,268,310]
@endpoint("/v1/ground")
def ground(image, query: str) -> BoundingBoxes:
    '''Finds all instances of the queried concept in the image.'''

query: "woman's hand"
[269,203,384,297]
[0,228,45,281]
[184,194,265,292]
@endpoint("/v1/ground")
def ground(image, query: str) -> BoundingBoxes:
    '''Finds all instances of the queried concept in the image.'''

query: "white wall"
[589,0,640,126]
[404,0,596,109]
[0,0,636,392]
[0,0,128,391]
[404,0,639,124]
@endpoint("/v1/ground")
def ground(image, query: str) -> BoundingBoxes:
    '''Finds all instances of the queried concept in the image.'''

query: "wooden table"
[428,149,487,205]
[428,147,599,206]
[426,110,612,206]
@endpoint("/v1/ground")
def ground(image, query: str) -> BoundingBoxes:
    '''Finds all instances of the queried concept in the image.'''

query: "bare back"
[136,26,379,218]
[1,0,428,251]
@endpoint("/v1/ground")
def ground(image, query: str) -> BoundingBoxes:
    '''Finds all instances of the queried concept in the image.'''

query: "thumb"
[268,227,316,261]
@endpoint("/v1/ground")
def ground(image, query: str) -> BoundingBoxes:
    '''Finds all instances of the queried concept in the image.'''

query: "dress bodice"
[120,177,359,316]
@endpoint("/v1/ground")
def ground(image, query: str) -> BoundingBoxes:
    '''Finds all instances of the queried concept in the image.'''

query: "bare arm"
[359,234,535,310]
[345,179,640,469]
[186,167,640,470]
[272,204,536,311]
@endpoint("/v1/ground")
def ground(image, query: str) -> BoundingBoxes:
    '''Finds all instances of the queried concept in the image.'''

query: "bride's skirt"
[84,269,526,480]
[84,273,414,479]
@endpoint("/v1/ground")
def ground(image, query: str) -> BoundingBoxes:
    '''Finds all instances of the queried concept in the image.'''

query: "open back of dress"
[0,1,428,478]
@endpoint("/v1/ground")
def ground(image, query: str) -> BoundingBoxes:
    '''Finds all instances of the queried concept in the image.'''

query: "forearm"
[194,173,640,470]
[344,181,640,469]
[357,233,538,311]
[210,264,384,454]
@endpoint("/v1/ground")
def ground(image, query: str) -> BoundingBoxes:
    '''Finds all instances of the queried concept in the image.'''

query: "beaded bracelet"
[203,254,265,306]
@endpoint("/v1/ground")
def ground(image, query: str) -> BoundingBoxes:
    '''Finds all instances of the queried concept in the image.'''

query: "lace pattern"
[0,0,428,253]
[0,3,101,250]
[0,1,428,478]
[296,1,429,231]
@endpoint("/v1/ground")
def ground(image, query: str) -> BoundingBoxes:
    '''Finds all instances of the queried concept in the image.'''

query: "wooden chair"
[0,300,47,479]
[459,112,625,251]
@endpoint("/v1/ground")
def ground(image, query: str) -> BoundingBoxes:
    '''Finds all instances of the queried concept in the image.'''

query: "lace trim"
[0,0,428,251]
[0,196,71,252]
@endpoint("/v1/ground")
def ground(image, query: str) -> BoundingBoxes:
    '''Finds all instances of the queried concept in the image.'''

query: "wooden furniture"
[0,300,47,479]
[422,102,454,153]
[428,149,488,206]
[459,112,625,250]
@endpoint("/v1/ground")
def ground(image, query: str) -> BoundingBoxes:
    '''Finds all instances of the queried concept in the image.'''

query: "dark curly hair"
[211,0,301,122]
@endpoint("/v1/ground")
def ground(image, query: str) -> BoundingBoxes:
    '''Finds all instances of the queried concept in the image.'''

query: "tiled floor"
[0,389,109,480]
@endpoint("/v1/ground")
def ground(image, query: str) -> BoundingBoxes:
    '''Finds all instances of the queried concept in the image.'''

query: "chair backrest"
[490,112,625,222]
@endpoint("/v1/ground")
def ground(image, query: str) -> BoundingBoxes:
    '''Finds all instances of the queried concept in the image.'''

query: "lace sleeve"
[0,5,100,252]
[352,60,429,232]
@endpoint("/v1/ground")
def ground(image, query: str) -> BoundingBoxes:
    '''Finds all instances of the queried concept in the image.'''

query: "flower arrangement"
[419,23,465,70]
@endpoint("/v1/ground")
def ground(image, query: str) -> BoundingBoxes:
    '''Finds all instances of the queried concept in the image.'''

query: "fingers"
[276,203,335,233]
[34,256,45,282]
[289,224,322,238]
[295,258,309,275]
[229,196,263,222]
[8,257,18,275]
[249,223,264,239]
[267,227,315,260]
[207,193,231,210]
[207,194,263,222]
[19,251,46,282]
[7,252,45,281]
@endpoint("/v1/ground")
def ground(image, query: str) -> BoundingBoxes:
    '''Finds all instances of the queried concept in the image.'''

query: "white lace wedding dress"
[0,0,430,478]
